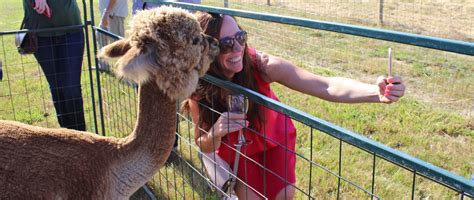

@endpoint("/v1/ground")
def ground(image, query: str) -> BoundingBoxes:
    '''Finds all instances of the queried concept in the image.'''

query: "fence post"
[267,0,271,6]
[0,60,3,81]
[379,0,384,24]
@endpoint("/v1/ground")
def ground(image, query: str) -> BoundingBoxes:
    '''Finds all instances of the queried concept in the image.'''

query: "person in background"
[22,0,86,131]
[186,12,406,199]
[131,0,144,15]
[96,0,128,71]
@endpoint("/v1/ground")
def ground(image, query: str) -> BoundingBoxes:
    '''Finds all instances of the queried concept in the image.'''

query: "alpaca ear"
[97,39,132,59]
[115,46,156,84]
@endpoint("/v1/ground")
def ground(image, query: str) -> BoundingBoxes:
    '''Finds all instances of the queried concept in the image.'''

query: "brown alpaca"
[0,6,218,199]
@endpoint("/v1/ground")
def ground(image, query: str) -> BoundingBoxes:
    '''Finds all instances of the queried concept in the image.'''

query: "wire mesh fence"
[0,29,99,133]
[97,2,473,199]
[91,30,473,199]
[1,0,473,199]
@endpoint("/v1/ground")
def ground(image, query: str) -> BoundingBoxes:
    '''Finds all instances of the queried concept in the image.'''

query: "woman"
[22,0,86,131]
[186,12,405,199]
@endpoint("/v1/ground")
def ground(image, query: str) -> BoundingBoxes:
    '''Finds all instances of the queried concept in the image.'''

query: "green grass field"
[0,0,472,199]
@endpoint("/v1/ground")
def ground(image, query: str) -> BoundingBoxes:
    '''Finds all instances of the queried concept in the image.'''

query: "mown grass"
[1,0,472,199]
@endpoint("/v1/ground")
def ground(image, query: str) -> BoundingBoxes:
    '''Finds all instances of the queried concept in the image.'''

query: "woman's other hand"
[100,10,110,28]
[34,0,51,17]
[208,112,248,139]
[377,75,405,103]
[256,51,269,71]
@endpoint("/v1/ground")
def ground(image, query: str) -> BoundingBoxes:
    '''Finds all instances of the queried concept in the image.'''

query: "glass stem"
[238,130,246,144]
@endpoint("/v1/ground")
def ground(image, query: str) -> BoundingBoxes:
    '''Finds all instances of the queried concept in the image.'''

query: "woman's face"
[217,15,245,79]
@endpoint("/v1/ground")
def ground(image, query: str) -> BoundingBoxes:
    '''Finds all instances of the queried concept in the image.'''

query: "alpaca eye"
[192,37,200,45]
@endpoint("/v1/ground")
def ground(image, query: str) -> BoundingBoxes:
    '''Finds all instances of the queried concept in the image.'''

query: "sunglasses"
[219,30,247,53]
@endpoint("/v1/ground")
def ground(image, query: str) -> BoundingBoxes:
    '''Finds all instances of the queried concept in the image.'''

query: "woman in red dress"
[186,12,405,200]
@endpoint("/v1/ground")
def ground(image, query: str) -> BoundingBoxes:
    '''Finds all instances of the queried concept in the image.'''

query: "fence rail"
[201,74,474,198]
[162,2,474,198]
[166,1,474,56]
[1,1,472,199]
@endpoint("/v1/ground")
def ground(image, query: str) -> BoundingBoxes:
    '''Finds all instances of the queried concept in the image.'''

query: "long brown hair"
[185,12,261,131]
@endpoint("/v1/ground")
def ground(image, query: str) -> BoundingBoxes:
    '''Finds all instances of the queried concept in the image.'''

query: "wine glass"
[226,94,251,145]
[226,94,251,196]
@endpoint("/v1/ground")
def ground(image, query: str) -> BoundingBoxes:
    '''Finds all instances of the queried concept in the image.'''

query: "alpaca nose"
[206,35,219,52]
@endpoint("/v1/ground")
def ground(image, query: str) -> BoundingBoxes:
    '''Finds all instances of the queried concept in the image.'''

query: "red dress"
[216,48,297,199]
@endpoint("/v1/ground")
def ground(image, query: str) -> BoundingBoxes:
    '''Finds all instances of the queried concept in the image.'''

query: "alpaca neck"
[111,81,177,196]
[129,82,176,152]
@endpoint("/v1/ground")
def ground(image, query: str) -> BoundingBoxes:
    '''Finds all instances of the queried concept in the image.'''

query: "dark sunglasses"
[219,30,247,53]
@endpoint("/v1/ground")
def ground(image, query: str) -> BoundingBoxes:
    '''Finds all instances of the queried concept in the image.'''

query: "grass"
[1,0,473,199]
[221,0,474,42]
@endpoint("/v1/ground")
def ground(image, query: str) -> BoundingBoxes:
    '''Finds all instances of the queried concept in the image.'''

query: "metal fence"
[1,0,473,199]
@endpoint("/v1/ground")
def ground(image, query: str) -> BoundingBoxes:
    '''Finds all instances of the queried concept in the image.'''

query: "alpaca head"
[98,6,219,100]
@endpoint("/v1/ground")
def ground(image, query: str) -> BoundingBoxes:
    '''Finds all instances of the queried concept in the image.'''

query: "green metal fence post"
[80,0,100,134]
[88,0,106,136]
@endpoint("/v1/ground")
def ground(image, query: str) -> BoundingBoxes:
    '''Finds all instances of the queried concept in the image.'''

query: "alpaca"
[0,6,219,199]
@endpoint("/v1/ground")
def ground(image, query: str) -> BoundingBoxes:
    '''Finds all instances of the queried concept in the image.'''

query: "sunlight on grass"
[0,0,472,199]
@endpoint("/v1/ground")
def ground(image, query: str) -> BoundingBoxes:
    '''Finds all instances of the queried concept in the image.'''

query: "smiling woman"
[182,11,406,200]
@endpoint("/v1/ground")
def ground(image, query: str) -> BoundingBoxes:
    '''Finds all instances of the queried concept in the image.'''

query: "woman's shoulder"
[250,49,281,83]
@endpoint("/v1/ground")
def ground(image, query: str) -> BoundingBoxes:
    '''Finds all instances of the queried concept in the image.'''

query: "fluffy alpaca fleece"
[102,6,217,100]
[0,6,219,199]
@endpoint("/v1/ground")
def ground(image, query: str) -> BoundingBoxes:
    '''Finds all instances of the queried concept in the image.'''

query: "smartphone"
[388,48,400,85]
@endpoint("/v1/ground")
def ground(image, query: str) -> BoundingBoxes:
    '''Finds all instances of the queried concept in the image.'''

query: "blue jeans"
[34,31,86,131]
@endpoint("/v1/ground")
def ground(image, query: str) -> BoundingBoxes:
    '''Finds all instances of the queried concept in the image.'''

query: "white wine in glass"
[227,94,248,114]
[226,94,250,145]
